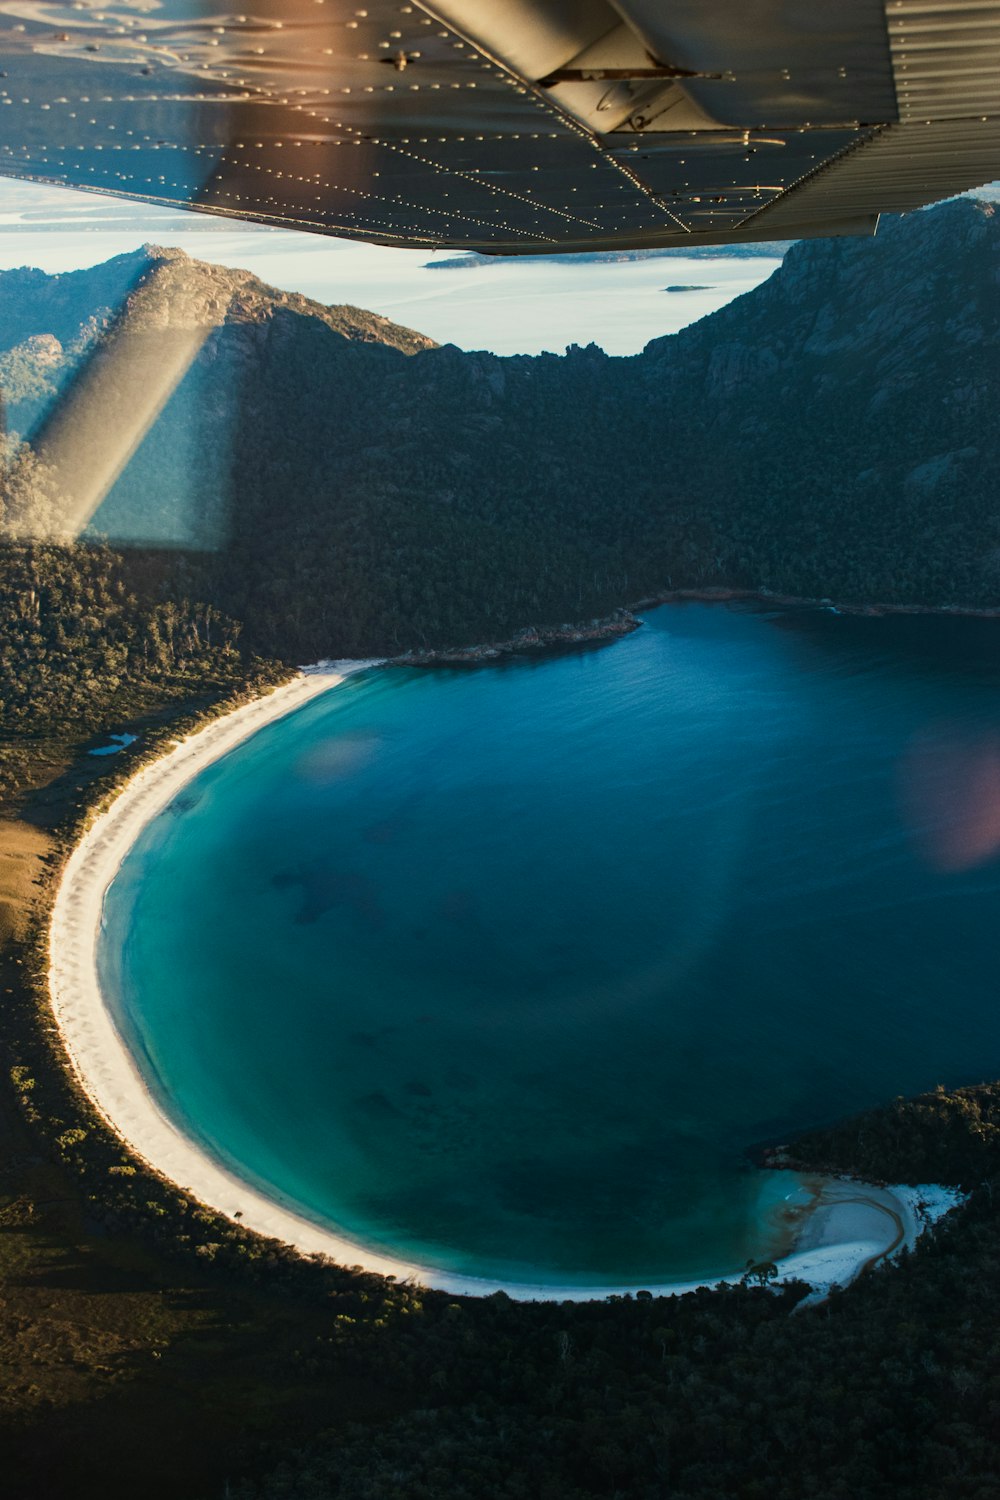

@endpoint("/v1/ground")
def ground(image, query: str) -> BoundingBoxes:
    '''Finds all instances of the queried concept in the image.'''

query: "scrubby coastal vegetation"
[2,198,1000,1497]
[0,537,283,803]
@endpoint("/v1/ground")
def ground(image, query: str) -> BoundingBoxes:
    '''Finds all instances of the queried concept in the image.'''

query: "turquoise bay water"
[99,605,1000,1285]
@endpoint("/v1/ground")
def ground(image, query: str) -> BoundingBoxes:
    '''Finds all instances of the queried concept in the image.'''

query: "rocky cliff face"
[0,243,434,429]
[627,199,1000,605]
[99,245,437,353]
[645,201,998,400]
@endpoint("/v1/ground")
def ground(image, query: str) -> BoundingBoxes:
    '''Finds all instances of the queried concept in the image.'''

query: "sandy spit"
[48,662,963,1302]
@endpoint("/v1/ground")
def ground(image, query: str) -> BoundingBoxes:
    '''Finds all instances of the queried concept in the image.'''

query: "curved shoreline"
[47,659,961,1302]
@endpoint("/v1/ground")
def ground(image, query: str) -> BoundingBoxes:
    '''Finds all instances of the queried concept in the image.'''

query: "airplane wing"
[0,0,996,253]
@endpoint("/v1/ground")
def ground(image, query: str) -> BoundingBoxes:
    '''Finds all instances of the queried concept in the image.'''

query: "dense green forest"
[0,519,283,798]
[0,198,996,667]
[3,197,1000,1499]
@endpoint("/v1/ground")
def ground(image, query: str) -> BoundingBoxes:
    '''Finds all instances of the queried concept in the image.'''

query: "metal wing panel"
[0,0,994,253]
[615,0,899,126]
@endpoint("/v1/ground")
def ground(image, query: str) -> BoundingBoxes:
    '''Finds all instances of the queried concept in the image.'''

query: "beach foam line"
[48,665,964,1302]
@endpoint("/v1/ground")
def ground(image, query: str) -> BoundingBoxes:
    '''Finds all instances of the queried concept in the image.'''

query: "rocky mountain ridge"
[0,199,997,657]
[0,243,434,423]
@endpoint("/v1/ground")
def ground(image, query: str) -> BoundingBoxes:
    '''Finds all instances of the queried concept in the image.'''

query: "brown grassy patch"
[0,818,53,944]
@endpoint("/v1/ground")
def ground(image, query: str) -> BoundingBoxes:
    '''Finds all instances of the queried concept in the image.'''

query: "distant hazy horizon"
[3,178,996,358]
[0,177,784,357]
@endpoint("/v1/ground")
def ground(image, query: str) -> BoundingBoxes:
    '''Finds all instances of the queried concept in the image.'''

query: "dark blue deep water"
[99,605,1000,1285]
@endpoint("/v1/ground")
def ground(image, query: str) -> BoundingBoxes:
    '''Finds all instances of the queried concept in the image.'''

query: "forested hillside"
[639,200,1000,605]
[0,247,435,776]
[0,196,996,797]
[1,199,995,671]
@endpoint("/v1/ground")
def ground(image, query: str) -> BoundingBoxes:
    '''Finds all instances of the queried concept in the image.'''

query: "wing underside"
[0,0,997,252]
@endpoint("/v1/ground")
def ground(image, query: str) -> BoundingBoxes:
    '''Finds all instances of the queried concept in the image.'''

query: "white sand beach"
[430,1177,963,1303]
[49,658,436,1288]
[48,665,963,1302]
[769,1176,963,1308]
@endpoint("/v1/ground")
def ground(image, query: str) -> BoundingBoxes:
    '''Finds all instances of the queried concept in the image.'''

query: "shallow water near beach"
[99,604,1000,1285]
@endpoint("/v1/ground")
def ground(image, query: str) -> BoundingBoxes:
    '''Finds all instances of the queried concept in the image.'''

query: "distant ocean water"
[99,605,1000,1286]
[0,179,779,357]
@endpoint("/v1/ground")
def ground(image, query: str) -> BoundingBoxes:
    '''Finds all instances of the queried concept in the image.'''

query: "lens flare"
[900,724,1000,872]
